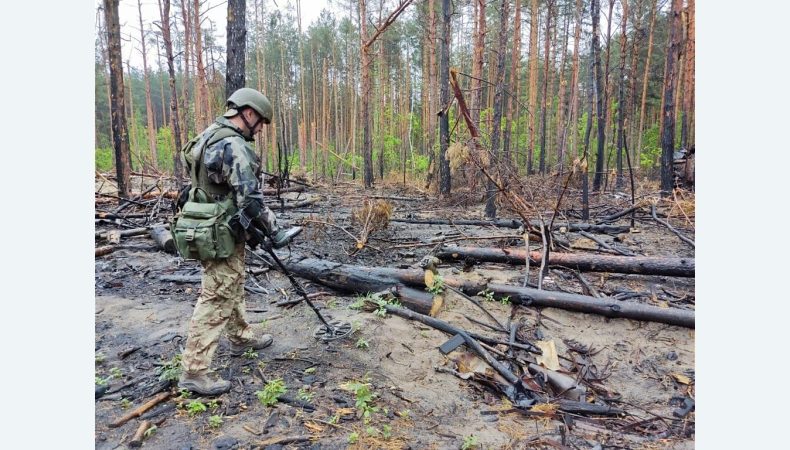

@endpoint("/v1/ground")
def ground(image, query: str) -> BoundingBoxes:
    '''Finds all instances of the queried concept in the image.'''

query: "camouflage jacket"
[185,117,265,212]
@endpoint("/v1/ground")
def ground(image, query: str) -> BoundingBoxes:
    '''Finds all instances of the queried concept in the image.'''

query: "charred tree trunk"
[503,0,522,167]
[615,0,629,190]
[489,283,694,328]
[681,0,695,150]
[104,0,132,199]
[485,0,510,218]
[436,245,695,277]
[158,0,184,189]
[438,0,451,195]
[225,0,246,97]
[591,0,606,191]
[360,0,373,187]
[538,0,553,175]
[527,0,539,174]
[660,0,683,195]
[636,0,657,163]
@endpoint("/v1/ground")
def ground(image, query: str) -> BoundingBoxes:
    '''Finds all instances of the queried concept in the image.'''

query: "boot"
[270,226,303,249]
[177,372,231,396]
[229,333,274,356]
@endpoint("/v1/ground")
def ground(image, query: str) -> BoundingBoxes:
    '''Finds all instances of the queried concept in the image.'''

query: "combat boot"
[229,333,274,356]
[178,372,231,396]
[270,226,303,249]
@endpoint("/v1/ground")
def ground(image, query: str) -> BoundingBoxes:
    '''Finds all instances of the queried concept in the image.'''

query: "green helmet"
[224,88,273,124]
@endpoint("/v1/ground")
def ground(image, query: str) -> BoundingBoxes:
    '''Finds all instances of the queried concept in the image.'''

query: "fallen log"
[95,227,149,240]
[129,420,152,447]
[149,226,176,254]
[108,392,171,428]
[95,246,116,257]
[488,283,694,328]
[277,256,485,315]
[390,217,630,235]
[437,246,694,277]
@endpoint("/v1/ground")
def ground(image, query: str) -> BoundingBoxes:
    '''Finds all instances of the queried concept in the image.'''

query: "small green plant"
[186,400,207,416]
[242,366,252,374]
[365,425,379,436]
[259,319,269,328]
[397,409,411,419]
[95,375,110,386]
[242,348,259,359]
[351,320,362,332]
[382,423,392,439]
[499,295,511,306]
[373,297,402,318]
[255,378,286,407]
[342,377,380,423]
[95,352,105,364]
[297,387,314,402]
[427,274,445,295]
[419,330,430,338]
[304,367,317,374]
[143,425,157,438]
[159,354,183,382]
[207,399,219,410]
[355,338,370,349]
[119,397,132,409]
[462,434,479,450]
[109,367,123,379]
[208,415,223,428]
[328,414,340,424]
[477,289,495,302]
[349,296,367,310]
[178,388,191,399]
[327,298,339,309]
[347,432,359,444]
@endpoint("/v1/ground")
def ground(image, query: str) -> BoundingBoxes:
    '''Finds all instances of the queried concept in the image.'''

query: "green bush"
[95,147,114,172]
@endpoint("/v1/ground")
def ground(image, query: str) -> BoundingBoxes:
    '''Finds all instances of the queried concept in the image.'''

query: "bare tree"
[157,0,184,188]
[527,0,539,174]
[438,0,451,195]
[485,0,510,218]
[660,0,683,194]
[103,0,132,199]
[615,0,629,190]
[591,0,606,191]
[137,0,159,171]
[226,0,246,97]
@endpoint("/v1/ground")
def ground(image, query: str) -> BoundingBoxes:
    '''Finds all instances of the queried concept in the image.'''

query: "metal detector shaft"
[259,243,334,331]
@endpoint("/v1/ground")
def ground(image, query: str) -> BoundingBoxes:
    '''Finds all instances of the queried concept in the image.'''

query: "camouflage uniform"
[180,117,276,375]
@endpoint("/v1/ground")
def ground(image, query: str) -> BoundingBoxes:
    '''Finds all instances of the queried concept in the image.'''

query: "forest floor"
[95,173,695,450]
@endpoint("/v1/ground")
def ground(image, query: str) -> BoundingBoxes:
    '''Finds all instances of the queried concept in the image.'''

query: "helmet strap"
[238,108,263,141]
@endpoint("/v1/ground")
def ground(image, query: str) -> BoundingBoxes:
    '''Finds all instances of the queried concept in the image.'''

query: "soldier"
[177,88,302,395]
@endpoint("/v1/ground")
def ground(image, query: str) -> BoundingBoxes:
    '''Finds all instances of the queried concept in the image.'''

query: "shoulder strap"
[189,125,246,201]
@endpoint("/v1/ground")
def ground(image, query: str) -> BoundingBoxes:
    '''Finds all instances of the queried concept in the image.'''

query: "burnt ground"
[95,176,695,450]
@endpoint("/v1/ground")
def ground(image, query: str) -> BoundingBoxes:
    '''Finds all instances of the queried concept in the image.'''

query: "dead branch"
[651,205,695,248]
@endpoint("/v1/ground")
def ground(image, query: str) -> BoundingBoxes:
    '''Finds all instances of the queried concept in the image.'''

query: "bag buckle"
[185,228,196,241]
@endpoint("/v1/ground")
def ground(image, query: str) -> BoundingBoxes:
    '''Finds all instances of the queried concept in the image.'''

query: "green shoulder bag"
[172,187,238,260]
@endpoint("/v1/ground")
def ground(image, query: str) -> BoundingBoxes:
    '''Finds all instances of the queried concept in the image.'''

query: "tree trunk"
[225,0,246,98]
[681,0,695,150]
[555,10,570,176]
[137,0,158,172]
[470,0,485,131]
[527,0,539,174]
[591,0,606,191]
[179,0,191,145]
[488,284,694,328]
[158,0,184,189]
[360,0,373,187]
[436,245,695,277]
[637,0,657,163]
[104,0,132,199]
[568,0,582,163]
[503,0,521,167]
[193,0,210,131]
[661,0,683,195]
[538,1,553,175]
[297,0,308,171]
[485,0,510,218]
[615,0,629,190]
[438,0,451,195]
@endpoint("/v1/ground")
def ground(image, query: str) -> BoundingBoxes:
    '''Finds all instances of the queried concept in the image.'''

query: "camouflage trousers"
[181,241,254,374]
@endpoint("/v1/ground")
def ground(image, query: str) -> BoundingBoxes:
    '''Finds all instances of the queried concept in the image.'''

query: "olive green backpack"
[171,127,241,260]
